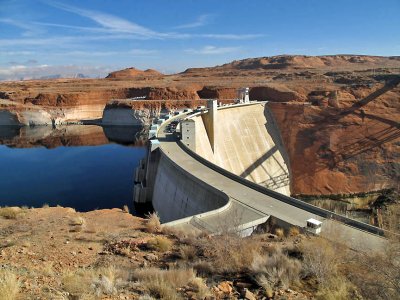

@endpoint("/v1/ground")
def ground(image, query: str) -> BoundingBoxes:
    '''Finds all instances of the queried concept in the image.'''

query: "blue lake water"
[0,125,147,212]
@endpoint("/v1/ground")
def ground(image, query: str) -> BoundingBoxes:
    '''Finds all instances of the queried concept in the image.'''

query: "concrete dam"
[134,101,386,250]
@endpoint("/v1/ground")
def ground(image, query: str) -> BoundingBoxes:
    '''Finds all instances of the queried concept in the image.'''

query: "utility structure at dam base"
[134,94,387,251]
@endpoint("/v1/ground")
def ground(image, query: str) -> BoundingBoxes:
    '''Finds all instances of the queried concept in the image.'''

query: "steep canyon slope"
[0,55,399,196]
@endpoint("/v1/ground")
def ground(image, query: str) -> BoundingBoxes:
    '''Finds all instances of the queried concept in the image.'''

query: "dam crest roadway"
[134,100,386,251]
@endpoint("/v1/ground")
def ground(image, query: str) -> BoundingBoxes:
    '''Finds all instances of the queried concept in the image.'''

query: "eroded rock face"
[0,107,53,126]
[102,108,156,126]
[269,83,400,195]
[249,85,305,102]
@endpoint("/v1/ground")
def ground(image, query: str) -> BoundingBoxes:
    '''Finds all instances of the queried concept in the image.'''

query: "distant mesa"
[106,67,163,79]
[182,55,400,73]
[38,73,89,80]
[39,74,62,80]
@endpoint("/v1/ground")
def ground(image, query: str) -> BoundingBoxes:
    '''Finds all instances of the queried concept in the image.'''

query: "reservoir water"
[0,125,147,212]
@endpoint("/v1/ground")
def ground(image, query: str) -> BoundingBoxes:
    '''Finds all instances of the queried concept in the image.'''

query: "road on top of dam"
[157,105,386,251]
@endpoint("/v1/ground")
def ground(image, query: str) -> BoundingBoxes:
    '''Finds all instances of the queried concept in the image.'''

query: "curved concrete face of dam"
[146,102,291,224]
[151,151,229,223]
[189,103,291,195]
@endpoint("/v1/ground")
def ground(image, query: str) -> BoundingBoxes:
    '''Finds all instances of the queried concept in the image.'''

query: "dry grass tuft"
[0,269,19,300]
[0,207,22,219]
[147,236,173,252]
[188,277,211,299]
[69,215,85,226]
[179,245,197,261]
[300,238,338,285]
[133,267,196,299]
[315,276,353,300]
[42,203,49,208]
[199,234,263,274]
[288,226,300,237]
[122,205,130,214]
[62,269,94,297]
[275,228,285,238]
[145,212,161,233]
[62,266,118,298]
[251,249,301,289]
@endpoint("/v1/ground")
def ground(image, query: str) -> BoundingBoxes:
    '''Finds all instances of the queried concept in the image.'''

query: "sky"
[0,0,399,80]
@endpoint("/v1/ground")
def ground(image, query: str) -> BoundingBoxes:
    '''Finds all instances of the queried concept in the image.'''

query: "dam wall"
[191,103,291,195]
[151,150,229,223]
[135,102,290,224]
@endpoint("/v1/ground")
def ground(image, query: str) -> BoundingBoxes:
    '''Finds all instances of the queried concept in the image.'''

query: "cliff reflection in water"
[0,125,147,148]
[0,125,147,212]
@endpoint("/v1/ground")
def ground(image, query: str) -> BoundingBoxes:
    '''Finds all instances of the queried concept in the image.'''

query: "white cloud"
[41,3,263,40]
[59,49,158,57]
[199,33,265,40]
[0,18,44,36]
[0,50,35,56]
[174,14,213,29]
[48,2,159,37]
[185,45,241,55]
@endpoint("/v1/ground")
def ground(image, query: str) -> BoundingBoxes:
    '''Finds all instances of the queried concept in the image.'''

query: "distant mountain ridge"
[182,55,400,73]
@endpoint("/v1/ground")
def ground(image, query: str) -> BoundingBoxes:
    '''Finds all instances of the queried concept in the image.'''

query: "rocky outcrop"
[269,83,400,195]
[0,107,53,126]
[197,87,237,99]
[106,67,163,79]
[249,85,306,102]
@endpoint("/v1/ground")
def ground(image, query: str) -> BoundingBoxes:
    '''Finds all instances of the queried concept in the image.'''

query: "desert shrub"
[0,207,21,219]
[69,216,85,226]
[133,267,197,299]
[179,245,197,260]
[62,266,118,298]
[199,234,263,274]
[62,269,95,297]
[192,261,214,276]
[288,226,300,237]
[122,205,130,213]
[187,277,211,299]
[348,236,400,299]
[0,269,19,300]
[275,228,285,238]
[147,236,173,252]
[145,212,161,233]
[42,203,49,208]
[315,275,353,300]
[300,238,338,285]
[69,215,86,232]
[251,249,301,289]
[144,277,180,300]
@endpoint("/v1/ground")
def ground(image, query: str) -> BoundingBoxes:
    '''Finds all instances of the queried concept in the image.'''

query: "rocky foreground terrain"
[0,205,398,299]
[0,54,399,196]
